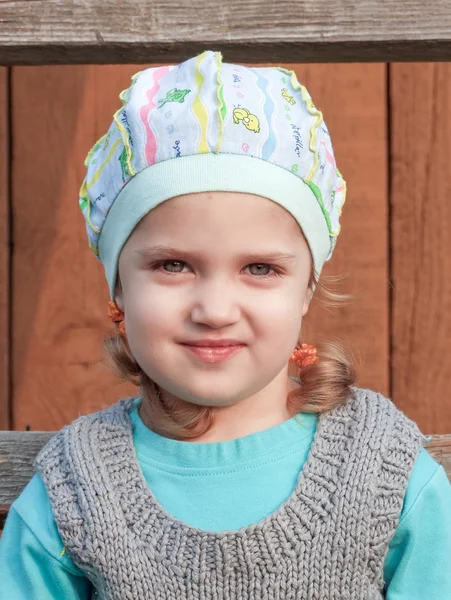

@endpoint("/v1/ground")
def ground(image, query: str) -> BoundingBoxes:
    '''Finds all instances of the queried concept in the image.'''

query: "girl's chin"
[144,376,238,406]
[176,389,242,408]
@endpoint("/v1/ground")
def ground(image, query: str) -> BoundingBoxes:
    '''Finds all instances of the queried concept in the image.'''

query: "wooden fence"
[0,0,451,511]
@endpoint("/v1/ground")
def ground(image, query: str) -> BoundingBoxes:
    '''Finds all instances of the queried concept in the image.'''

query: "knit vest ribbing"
[35,387,425,600]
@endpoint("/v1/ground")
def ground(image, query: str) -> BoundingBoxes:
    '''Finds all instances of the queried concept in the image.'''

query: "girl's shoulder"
[339,385,426,441]
[10,472,85,575]
[350,385,448,511]
[35,396,138,460]
[349,385,429,438]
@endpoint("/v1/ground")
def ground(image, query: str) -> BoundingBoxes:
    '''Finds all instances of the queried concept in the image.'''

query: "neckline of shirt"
[129,396,318,470]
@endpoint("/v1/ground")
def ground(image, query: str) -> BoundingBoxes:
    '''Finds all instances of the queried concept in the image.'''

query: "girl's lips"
[181,344,245,363]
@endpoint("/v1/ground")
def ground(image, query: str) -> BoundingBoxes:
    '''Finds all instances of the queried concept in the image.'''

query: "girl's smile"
[180,341,247,363]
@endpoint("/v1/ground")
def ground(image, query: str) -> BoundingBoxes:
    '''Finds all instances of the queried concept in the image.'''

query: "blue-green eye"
[150,260,282,278]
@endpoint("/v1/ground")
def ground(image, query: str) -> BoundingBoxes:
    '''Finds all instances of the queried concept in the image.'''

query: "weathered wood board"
[2,1,451,64]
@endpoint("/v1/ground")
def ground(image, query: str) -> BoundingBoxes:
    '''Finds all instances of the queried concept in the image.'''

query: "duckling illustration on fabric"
[281,88,296,105]
[233,107,261,133]
[157,88,191,108]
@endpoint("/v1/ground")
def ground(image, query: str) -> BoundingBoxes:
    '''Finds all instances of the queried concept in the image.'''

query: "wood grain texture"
[12,66,138,431]
[390,64,451,434]
[424,434,451,477]
[0,431,449,522]
[2,1,451,65]
[0,68,10,429]
[0,431,53,507]
[296,64,389,396]
[11,64,388,430]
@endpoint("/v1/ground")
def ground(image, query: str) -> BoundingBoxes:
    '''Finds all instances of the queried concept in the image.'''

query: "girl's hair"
[103,270,358,440]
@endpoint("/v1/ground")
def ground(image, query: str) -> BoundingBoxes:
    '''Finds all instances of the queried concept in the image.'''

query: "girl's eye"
[152,260,281,278]
[158,260,187,273]
[246,263,278,277]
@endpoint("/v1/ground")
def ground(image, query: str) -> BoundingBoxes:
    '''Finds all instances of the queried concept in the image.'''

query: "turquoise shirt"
[1,397,451,598]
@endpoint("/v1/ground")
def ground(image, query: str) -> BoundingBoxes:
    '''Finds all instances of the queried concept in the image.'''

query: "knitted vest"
[35,387,425,600]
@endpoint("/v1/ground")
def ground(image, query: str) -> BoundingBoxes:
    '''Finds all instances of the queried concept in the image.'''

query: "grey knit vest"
[35,387,425,600]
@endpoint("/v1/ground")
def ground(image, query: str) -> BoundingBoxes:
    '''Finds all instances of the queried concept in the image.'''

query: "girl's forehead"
[134,192,300,235]
[120,193,310,268]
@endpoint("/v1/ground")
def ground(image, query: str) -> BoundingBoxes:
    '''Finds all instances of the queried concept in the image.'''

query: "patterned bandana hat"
[79,50,346,299]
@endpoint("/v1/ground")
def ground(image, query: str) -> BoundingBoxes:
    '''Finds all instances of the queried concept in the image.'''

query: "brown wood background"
[1,63,450,434]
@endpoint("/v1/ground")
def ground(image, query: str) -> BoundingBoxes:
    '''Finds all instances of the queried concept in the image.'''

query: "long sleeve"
[384,459,451,599]
[0,474,91,599]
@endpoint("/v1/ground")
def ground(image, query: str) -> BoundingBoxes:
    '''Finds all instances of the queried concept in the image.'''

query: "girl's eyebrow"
[134,245,297,263]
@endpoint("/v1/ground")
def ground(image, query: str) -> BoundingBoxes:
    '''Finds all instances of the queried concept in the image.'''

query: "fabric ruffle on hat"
[78,50,346,299]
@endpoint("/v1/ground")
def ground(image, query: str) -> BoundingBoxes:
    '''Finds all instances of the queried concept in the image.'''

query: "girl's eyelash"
[150,260,283,278]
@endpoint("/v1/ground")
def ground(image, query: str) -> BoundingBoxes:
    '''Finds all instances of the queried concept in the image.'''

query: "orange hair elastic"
[289,343,318,369]
[108,300,126,336]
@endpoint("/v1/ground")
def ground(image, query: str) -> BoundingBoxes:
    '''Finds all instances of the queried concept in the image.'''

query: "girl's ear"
[301,287,313,317]
[115,295,124,312]
[114,278,124,312]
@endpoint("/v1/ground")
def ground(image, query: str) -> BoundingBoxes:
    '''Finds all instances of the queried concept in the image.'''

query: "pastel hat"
[79,50,346,299]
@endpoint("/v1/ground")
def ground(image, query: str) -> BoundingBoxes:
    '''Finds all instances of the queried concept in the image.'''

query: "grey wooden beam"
[1,0,451,65]
[0,431,54,518]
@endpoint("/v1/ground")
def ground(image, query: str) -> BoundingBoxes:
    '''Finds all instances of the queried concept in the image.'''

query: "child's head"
[79,50,354,437]
[114,190,312,408]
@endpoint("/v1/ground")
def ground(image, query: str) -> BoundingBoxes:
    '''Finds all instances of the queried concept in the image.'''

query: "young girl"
[1,50,450,599]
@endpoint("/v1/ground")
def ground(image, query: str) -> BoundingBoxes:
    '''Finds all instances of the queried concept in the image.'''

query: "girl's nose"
[190,281,241,328]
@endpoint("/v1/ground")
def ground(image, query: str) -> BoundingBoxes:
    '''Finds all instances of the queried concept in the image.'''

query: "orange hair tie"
[108,300,126,336]
[289,343,318,369]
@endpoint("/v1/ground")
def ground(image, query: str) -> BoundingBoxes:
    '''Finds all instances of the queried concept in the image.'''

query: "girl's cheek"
[128,299,182,341]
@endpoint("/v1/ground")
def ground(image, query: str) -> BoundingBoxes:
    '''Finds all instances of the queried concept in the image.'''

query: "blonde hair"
[103,269,358,440]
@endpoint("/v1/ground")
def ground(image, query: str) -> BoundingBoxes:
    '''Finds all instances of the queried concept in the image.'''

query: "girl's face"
[116,191,312,407]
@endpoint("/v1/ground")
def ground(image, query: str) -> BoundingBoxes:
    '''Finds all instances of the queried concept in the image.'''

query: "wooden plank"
[297,64,389,396]
[2,1,451,65]
[425,434,451,477]
[390,64,451,434]
[0,68,10,430]
[0,431,54,509]
[0,430,449,526]
[12,65,137,431]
